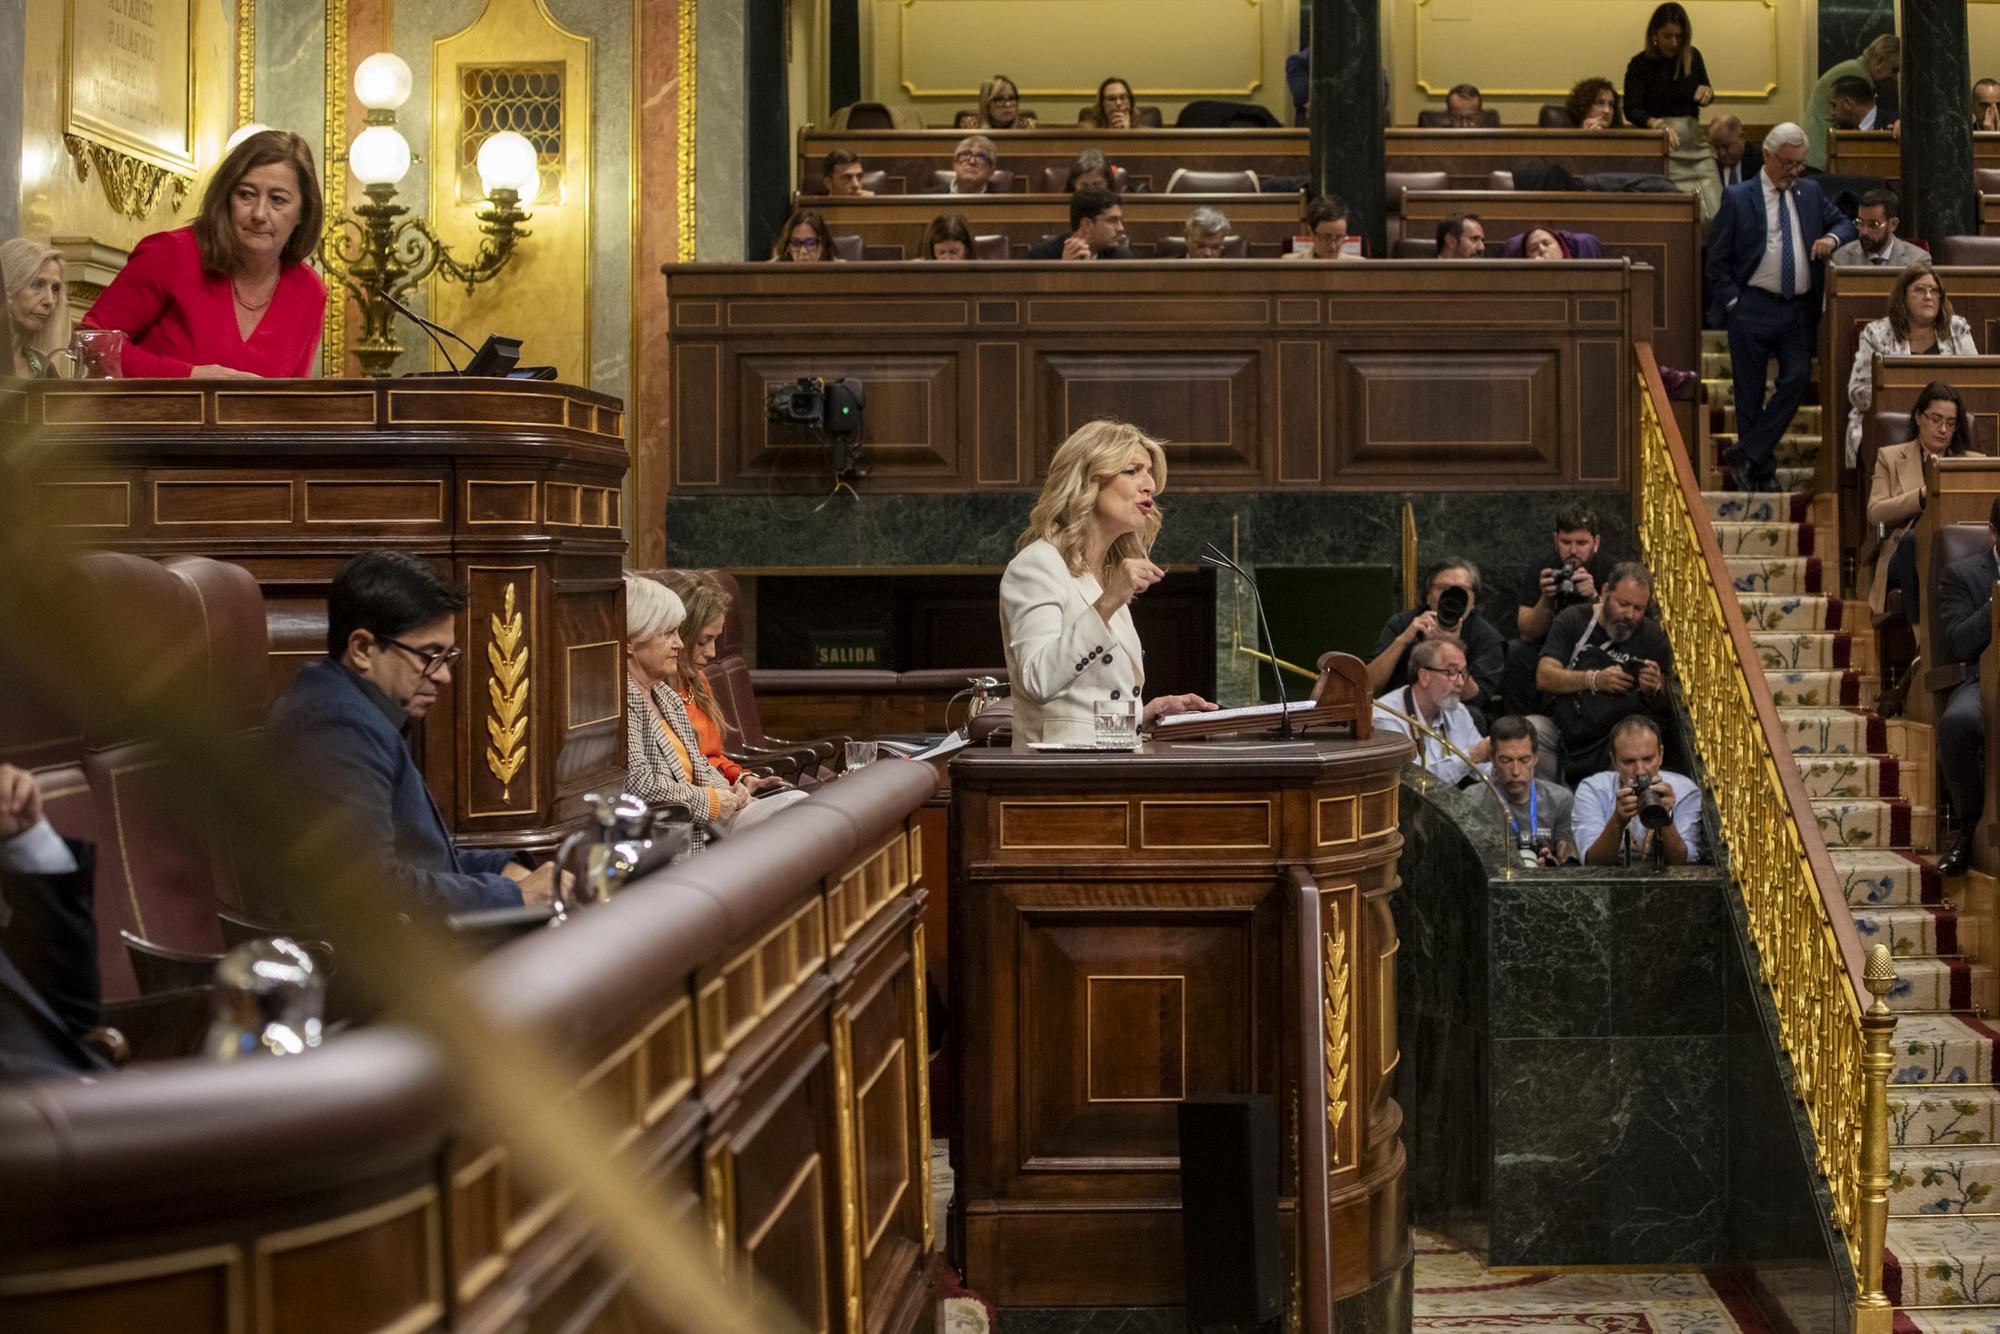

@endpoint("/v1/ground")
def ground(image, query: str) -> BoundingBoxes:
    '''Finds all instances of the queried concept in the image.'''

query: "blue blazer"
[266,660,522,915]
[1703,174,1854,325]
[0,842,109,1082]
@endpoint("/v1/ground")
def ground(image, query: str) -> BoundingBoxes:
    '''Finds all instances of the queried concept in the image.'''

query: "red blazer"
[81,227,327,378]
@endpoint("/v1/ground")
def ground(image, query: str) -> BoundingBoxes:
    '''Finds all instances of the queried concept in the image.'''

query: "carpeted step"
[1755,630,1853,671]
[1893,1306,2000,1332]
[1776,465,1817,491]
[1887,1216,2000,1304]
[1892,1084,2000,1148]
[1812,797,1920,850]
[1856,905,1960,958]
[1890,1143,2000,1215]
[1884,956,1993,1012]
[1837,849,1942,908]
[1781,706,1886,755]
[1736,593,1844,631]
[1798,753,1899,798]
[1703,490,1814,524]
[1891,1014,2000,1084]
[1713,520,1814,557]
[1711,431,1824,468]
[1728,555,1823,595]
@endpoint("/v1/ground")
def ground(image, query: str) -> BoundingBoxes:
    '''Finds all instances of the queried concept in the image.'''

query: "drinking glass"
[63,328,125,379]
[844,740,879,771]
[1093,697,1140,749]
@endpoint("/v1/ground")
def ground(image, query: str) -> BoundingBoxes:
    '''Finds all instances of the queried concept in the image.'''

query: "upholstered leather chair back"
[1383,170,1448,216]
[929,170,1017,194]
[972,233,1012,260]
[1488,170,1516,190]
[1539,104,1576,127]
[1037,164,1130,194]
[859,169,890,194]
[1937,235,2000,267]
[1164,168,1259,193]
[1977,168,2000,195]
[831,233,865,262]
[1416,108,1502,127]
[1392,237,1441,258]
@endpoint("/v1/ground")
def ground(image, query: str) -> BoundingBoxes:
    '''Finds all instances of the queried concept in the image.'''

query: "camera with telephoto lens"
[1434,584,1471,633]
[1629,771,1672,830]
[1558,558,1583,599]
[1516,830,1556,868]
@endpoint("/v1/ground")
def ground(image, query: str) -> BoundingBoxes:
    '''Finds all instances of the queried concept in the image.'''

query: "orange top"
[654,712,721,818]
[678,686,744,782]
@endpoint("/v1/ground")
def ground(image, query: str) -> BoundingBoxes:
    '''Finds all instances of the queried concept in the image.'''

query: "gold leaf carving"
[483,582,530,799]
[1323,909,1350,1165]
[62,134,191,220]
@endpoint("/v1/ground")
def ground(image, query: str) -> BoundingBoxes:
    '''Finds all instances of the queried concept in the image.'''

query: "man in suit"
[1805,35,1901,170]
[0,763,107,1081]
[265,552,560,917]
[1704,122,1856,491]
[1829,188,1927,267]
[1026,187,1135,261]
[1707,116,1763,189]
[1935,500,2000,876]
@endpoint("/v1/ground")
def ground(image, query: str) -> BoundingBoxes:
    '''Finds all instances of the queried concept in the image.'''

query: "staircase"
[1701,332,2000,1328]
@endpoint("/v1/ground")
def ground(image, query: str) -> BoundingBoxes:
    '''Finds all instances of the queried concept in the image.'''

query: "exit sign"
[811,632,889,669]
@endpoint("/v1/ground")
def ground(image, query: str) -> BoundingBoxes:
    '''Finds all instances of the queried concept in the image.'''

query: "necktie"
[1778,188,1797,299]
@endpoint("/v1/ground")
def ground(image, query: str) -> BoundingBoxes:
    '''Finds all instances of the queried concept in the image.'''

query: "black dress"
[1622,48,1709,127]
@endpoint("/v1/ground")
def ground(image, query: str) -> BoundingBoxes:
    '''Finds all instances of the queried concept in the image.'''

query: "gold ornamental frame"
[61,0,199,218]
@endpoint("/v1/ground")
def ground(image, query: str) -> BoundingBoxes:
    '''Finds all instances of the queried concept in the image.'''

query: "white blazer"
[1000,538,1147,744]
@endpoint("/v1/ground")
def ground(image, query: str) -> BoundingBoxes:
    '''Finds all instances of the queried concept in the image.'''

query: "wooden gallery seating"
[661,260,1651,498]
[811,192,1302,259]
[1828,129,2000,184]
[0,759,941,1334]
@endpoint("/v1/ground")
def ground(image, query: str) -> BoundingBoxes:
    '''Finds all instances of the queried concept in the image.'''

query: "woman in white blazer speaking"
[1000,419,1217,744]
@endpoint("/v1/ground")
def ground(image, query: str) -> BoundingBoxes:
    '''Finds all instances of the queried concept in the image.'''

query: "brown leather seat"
[1037,164,1130,194]
[1937,235,2000,267]
[1489,170,1517,190]
[1416,108,1502,128]
[1384,170,1448,218]
[973,233,1012,260]
[1977,168,2000,195]
[1164,168,1259,193]
[831,233,865,262]
[1392,237,1441,258]
[1539,104,1577,128]
[929,169,1016,194]
[859,169,891,194]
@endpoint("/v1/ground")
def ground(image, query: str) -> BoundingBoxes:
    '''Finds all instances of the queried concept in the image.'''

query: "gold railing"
[1633,346,1895,1325]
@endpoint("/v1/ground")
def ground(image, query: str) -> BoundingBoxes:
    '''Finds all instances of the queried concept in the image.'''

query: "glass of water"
[844,740,879,771]
[1093,697,1140,749]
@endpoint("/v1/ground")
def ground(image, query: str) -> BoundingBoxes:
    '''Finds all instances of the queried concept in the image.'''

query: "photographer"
[1483,715,1576,866]
[1535,561,1675,783]
[1503,504,1618,712]
[1366,557,1505,714]
[1572,716,1703,866]
[1371,636,1490,785]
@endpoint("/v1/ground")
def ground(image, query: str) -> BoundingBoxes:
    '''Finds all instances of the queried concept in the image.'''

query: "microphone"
[375,285,479,374]
[1199,542,1294,739]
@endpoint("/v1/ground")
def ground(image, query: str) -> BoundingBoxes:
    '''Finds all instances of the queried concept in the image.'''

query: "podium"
[16,376,630,849]
[948,728,1415,1328]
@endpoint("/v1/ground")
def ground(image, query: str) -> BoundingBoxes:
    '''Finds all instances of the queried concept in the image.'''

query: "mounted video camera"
[765,376,867,480]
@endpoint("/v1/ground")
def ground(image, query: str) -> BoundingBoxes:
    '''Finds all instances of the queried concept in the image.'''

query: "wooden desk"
[15,377,629,850]
[1982,194,2000,237]
[1829,129,2000,183]
[1913,458,2000,730]
[811,192,1302,259]
[799,126,1667,198]
[948,733,1413,1320]
[1399,189,1701,373]
[661,260,1648,495]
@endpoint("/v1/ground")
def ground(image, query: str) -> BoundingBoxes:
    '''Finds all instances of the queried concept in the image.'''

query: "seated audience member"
[1372,636,1491,785]
[1183,206,1232,258]
[1976,78,2000,131]
[1830,74,1881,133]
[923,212,975,261]
[1085,77,1140,130]
[1847,264,1975,465]
[1441,83,1487,128]
[1027,186,1133,260]
[1063,149,1112,194]
[1,239,69,379]
[1568,77,1621,129]
[976,74,1035,130]
[266,552,557,913]
[1831,188,1926,270]
[1283,194,1354,260]
[1484,716,1576,865]
[0,762,107,1081]
[1572,716,1703,866]
[1936,499,2000,875]
[822,148,873,197]
[945,135,999,194]
[1866,382,1974,621]
[1707,115,1762,187]
[662,572,786,792]
[1436,213,1485,258]
[1806,34,1900,169]
[771,207,836,262]
[1369,557,1505,714]
[1516,226,1574,260]
[1536,561,1676,783]
[1504,502,1617,714]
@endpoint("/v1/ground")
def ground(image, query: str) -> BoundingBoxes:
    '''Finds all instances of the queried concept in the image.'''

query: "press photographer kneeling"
[1571,716,1705,867]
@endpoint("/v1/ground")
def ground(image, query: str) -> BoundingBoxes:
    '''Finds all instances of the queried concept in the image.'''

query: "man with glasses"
[1704,121,1854,491]
[944,135,999,195]
[1535,562,1677,784]
[1372,636,1490,786]
[267,551,560,913]
[1830,188,1925,268]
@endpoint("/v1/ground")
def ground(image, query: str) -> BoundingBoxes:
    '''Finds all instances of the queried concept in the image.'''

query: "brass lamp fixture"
[319,52,539,376]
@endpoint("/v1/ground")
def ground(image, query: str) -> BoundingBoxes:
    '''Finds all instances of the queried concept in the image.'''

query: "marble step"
[1713,519,1814,557]
[1779,706,1885,755]
[1703,490,1814,523]
[1892,1084,2000,1149]
[1754,630,1855,671]
[1767,669,1870,708]
[1893,1307,2000,1332]
[1727,555,1823,595]
[1812,796,1925,851]
[1890,1143,2000,1216]
[1891,1014,2000,1085]
[1797,752,1899,798]
[1888,1216,2000,1304]
[1837,849,1943,908]
[1885,956,1992,1013]
[1735,593,1846,632]
[1857,905,1960,958]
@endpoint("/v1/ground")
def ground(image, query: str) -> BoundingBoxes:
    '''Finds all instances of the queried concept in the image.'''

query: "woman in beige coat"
[1864,381,1975,615]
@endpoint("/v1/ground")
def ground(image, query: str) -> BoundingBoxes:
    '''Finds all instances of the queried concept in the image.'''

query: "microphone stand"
[1200,543,1293,739]
[375,285,481,374]
[1367,696,1527,877]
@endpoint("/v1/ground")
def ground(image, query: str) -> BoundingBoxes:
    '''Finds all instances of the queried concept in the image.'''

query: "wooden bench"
[809,191,1300,259]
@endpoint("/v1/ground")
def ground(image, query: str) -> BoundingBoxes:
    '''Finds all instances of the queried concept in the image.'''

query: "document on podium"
[1152,698,1319,732]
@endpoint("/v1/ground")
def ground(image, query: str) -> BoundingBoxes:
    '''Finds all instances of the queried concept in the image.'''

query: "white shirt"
[1720,157,1743,187]
[1572,770,1704,863]
[1748,171,1812,299]
[1859,106,1879,131]
[1372,686,1483,786]
[0,818,77,874]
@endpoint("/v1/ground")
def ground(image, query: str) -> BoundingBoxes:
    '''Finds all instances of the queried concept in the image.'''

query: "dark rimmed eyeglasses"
[955,150,993,165]
[380,635,463,677]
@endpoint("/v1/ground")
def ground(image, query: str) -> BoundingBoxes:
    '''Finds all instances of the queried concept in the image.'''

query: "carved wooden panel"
[739,352,960,482]
[1332,350,1561,480]
[1034,349,1262,485]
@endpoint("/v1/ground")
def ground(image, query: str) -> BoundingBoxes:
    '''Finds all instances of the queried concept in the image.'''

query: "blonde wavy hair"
[663,570,734,730]
[1016,419,1168,577]
[0,238,70,357]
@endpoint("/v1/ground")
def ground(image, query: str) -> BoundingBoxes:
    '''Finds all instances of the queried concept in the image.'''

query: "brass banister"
[1633,343,1893,1327]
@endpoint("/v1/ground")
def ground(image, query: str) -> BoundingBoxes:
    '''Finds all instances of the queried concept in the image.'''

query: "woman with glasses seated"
[1848,262,1976,466]
[942,135,999,194]
[1865,381,1975,620]
[770,207,837,263]
[972,75,1034,130]
[1083,77,1140,130]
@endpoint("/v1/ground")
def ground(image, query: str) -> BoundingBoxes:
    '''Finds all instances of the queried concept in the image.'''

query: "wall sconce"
[319,52,537,377]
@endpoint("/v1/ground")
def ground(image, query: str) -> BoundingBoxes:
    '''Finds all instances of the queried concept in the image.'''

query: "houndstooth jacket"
[626,676,727,850]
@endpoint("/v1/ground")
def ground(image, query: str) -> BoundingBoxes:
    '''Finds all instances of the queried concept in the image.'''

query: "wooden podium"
[948,726,1415,1327]
[14,376,629,850]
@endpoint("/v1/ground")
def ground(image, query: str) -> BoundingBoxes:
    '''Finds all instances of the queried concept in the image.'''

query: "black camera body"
[1434,584,1471,633]
[765,376,868,479]
[1515,830,1556,868]
[1557,557,1583,600]
[1629,771,1672,830]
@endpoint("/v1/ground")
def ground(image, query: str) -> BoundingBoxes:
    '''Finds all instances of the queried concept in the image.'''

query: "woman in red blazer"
[81,130,327,378]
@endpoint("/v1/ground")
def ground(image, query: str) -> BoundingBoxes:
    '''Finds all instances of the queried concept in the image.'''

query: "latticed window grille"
[458,63,563,201]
